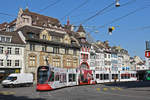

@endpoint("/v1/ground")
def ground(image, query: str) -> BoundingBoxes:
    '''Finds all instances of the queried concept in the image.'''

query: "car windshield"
[6,76,17,81]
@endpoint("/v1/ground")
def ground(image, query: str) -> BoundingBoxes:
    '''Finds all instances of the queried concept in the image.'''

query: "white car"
[2,73,33,88]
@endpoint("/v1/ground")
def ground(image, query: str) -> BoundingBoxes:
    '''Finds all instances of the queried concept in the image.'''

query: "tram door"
[79,69,92,84]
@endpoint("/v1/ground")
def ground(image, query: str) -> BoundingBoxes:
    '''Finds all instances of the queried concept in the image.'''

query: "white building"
[0,31,25,82]
[90,43,104,71]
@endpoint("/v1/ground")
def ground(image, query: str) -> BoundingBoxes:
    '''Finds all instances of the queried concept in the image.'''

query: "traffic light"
[108,26,115,35]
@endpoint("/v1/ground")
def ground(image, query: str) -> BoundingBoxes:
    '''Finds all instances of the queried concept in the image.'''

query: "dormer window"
[0,35,12,43]
[6,37,11,42]
[43,35,46,40]
[28,32,34,38]
[1,36,5,42]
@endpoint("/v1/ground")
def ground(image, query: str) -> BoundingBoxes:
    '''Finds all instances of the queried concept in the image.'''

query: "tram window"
[96,74,99,79]
[100,74,103,80]
[115,74,118,79]
[112,74,115,79]
[148,74,150,77]
[104,74,109,80]
[69,74,76,82]
[80,74,84,81]
[107,74,109,80]
[121,74,124,79]
[49,71,54,82]
[55,74,59,81]
[63,74,67,82]
[69,74,72,82]
[73,74,76,81]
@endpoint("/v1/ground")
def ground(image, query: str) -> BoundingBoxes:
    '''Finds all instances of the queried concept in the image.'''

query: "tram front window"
[37,66,49,84]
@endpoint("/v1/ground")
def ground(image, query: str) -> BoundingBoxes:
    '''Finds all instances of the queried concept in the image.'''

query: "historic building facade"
[13,9,80,80]
[75,25,91,70]
[0,8,81,80]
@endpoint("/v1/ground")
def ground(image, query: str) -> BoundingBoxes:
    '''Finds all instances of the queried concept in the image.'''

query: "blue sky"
[0,0,150,59]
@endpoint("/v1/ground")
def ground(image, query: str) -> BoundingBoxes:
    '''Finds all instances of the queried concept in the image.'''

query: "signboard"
[146,41,150,50]
[145,51,150,58]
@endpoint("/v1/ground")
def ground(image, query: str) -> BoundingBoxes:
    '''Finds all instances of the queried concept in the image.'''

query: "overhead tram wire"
[80,1,116,24]
[0,12,16,18]
[99,5,150,28]
[79,0,137,25]
[71,0,136,19]
[129,25,150,31]
[60,0,90,21]
[39,0,62,12]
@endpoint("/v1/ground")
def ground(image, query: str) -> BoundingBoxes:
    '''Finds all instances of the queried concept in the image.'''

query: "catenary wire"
[39,0,62,12]
[60,0,90,21]
[99,5,150,28]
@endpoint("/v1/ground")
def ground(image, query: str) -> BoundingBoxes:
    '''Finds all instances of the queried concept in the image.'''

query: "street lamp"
[115,0,120,7]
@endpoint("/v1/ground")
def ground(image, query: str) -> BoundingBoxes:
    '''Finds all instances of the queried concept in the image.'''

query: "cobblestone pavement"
[0,81,150,100]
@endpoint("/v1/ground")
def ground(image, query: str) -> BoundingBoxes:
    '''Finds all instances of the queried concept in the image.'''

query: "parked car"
[1,73,33,88]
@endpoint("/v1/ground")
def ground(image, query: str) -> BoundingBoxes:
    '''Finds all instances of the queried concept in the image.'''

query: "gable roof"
[77,24,86,33]
[22,8,61,27]
[0,22,8,30]
[0,31,25,45]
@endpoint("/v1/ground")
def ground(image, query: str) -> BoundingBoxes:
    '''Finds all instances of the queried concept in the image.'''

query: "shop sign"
[15,69,20,73]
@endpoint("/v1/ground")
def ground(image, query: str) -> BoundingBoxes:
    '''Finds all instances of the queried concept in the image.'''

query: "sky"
[0,0,150,59]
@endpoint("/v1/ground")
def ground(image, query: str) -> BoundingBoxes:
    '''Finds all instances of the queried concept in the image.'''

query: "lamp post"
[115,0,120,7]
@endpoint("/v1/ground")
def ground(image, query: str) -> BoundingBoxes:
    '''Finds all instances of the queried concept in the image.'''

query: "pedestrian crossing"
[0,91,15,95]
[96,87,123,91]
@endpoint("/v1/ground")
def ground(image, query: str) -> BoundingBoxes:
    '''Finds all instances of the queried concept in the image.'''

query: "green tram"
[137,70,150,81]
[145,71,150,80]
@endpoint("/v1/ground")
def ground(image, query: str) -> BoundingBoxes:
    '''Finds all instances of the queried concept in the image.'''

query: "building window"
[108,55,110,58]
[53,47,59,54]
[73,49,77,55]
[104,54,107,58]
[7,47,11,54]
[65,48,69,54]
[29,55,36,67]
[52,36,61,42]
[53,57,60,67]
[1,36,5,42]
[30,44,35,51]
[42,45,47,52]
[15,60,19,66]
[0,47,3,54]
[73,59,77,67]
[43,35,46,40]
[6,37,11,42]
[15,48,20,54]
[28,33,34,38]
[66,59,72,67]
[7,60,11,66]
[0,59,3,66]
